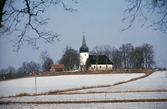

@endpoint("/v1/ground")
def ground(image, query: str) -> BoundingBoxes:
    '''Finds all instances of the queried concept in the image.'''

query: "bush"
[16,92,30,97]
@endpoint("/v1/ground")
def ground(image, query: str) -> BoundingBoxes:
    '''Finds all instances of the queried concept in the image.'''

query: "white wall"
[90,64,113,70]
[80,52,89,65]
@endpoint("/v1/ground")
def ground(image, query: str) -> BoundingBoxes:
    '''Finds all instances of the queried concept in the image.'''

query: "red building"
[52,64,65,72]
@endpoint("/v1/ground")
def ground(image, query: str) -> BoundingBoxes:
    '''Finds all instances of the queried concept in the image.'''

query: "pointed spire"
[82,34,86,46]
[80,33,89,52]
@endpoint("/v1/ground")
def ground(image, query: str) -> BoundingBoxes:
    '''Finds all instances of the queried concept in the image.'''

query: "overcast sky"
[0,0,167,69]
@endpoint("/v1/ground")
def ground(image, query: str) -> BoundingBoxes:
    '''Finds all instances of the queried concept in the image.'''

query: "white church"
[79,35,113,71]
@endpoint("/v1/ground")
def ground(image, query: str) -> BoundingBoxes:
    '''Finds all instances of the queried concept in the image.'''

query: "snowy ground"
[68,71,167,93]
[1,102,167,109]
[0,71,167,109]
[1,92,167,102]
[0,73,144,97]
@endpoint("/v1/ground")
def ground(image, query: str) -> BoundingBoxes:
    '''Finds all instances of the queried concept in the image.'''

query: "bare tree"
[7,66,15,79]
[28,61,41,72]
[42,57,53,72]
[141,43,155,68]
[59,46,79,70]
[0,68,8,80]
[103,45,112,70]
[120,43,134,69]
[111,48,123,69]
[17,66,26,77]
[122,0,167,33]
[40,50,49,63]
[91,45,103,70]
[39,50,53,72]
[112,43,155,69]
[19,61,41,74]
[21,62,29,73]
[131,44,155,69]
[0,0,78,51]
[131,46,144,68]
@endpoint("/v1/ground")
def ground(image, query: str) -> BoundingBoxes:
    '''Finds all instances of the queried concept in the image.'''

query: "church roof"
[89,55,113,65]
[80,35,89,52]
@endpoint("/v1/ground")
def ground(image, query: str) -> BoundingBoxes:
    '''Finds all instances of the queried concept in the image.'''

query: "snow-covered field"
[1,102,167,109]
[0,73,144,97]
[0,71,167,109]
[69,71,167,93]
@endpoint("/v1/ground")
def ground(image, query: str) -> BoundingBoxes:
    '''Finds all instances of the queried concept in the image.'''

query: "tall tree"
[130,44,155,69]
[40,51,53,72]
[141,43,155,68]
[0,68,8,79]
[0,66,15,79]
[28,61,41,72]
[112,43,155,69]
[120,43,134,69]
[40,51,49,63]
[91,45,103,70]
[59,46,79,70]
[131,46,144,68]
[111,48,123,69]
[42,57,54,72]
[17,67,26,77]
[19,61,41,73]
[103,45,112,70]
[7,66,15,79]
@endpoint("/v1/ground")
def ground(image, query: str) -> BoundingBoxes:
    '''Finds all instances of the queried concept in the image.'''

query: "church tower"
[79,34,89,70]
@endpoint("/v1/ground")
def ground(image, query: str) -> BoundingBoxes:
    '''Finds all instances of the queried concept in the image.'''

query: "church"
[79,35,113,71]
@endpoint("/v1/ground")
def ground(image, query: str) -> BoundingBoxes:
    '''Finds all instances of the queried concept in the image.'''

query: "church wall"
[90,64,113,70]
[80,52,89,65]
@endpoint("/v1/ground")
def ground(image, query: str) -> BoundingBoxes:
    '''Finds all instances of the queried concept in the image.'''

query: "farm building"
[52,64,65,72]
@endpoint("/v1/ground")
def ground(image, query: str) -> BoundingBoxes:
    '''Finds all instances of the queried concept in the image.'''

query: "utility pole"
[34,71,37,94]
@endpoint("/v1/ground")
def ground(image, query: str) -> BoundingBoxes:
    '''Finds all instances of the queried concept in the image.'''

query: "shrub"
[16,92,30,97]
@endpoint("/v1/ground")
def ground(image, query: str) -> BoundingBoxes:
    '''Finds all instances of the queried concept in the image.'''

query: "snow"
[72,71,167,93]
[1,102,167,109]
[111,71,167,91]
[1,92,167,102]
[0,73,144,97]
[0,71,167,109]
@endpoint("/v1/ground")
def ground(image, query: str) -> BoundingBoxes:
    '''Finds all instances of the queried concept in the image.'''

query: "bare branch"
[0,0,77,51]
[147,1,167,33]
[121,0,147,32]
[122,0,167,33]
[0,0,7,27]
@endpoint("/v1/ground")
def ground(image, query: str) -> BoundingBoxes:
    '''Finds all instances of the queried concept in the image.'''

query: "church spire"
[82,34,86,46]
[80,33,89,53]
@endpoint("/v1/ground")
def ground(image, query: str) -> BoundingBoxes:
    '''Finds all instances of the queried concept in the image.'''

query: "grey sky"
[0,0,166,69]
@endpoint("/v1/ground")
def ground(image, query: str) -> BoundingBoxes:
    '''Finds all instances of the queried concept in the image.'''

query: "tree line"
[112,43,155,69]
[58,43,155,70]
[0,51,54,80]
[0,43,155,80]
